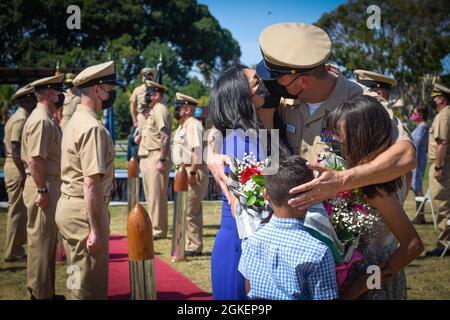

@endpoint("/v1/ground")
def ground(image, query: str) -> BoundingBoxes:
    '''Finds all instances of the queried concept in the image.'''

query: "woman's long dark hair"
[325,95,402,198]
[209,64,263,134]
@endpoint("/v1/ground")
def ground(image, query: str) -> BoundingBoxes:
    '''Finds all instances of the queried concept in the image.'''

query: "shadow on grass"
[0,266,26,273]
[203,225,220,230]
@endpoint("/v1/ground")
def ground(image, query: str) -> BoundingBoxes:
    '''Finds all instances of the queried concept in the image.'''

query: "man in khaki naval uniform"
[172,93,209,255]
[425,83,450,257]
[60,73,81,132]
[3,84,36,262]
[55,61,116,299]
[256,22,416,209]
[129,67,154,128]
[21,74,65,300]
[135,81,171,238]
[354,69,397,101]
[353,70,411,201]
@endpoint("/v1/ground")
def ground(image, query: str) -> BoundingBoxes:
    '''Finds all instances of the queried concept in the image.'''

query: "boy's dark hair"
[264,155,314,207]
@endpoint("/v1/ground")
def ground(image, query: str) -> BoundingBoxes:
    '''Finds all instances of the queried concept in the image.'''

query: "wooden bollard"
[170,165,188,262]
[127,156,139,212]
[127,157,156,300]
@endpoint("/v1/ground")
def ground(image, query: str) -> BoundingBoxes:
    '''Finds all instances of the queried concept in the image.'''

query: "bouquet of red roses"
[229,153,271,239]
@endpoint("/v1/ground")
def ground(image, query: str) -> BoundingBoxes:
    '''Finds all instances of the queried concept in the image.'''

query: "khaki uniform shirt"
[428,105,450,161]
[279,73,412,163]
[60,104,115,197]
[138,102,171,157]
[21,103,61,177]
[3,107,29,158]
[130,83,148,114]
[61,91,81,130]
[172,116,205,167]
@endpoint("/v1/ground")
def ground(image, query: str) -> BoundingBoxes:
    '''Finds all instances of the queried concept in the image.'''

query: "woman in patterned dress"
[325,95,424,300]
[410,106,429,224]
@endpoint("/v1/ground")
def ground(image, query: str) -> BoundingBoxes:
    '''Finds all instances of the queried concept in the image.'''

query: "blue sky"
[198,0,346,66]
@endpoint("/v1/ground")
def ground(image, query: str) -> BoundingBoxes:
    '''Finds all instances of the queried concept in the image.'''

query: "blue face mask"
[194,107,202,118]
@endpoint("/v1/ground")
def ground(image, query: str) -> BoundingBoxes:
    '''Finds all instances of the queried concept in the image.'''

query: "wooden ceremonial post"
[170,165,188,262]
[127,156,157,300]
[127,156,139,211]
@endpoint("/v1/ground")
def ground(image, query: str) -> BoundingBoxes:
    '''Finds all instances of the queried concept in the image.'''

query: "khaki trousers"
[3,158,27,259]
[22,175,60,299]
[429,160,450,248]
[55,194,110,300]
[185,166,209,252]
[140,151,169,238]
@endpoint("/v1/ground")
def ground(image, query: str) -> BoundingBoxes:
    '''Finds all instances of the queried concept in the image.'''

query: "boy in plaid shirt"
[238,156,337,300]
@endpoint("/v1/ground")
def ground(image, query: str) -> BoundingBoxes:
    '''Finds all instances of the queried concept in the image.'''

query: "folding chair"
[415,190,437,229]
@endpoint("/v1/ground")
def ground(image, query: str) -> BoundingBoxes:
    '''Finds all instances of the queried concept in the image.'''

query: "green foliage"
[315,0,450,105]
[0,85,15,112]
[178,77,210,99]
[0,0,240,78]
[0,0,241,138]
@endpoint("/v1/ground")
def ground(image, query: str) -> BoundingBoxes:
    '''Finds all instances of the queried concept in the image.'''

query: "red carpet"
[108,234,212,300]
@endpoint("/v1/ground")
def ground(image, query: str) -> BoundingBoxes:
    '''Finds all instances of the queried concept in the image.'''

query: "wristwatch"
[434,166,443,171]
[37,187,48,194]
[159,158,167,162]
[189,171,197,176]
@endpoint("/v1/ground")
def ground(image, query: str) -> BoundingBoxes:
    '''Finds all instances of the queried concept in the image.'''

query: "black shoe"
[4,254,27,262]
[425,247,449,257]
[51,294,66,300]
[185,251,202,257]
[411,217,426,225]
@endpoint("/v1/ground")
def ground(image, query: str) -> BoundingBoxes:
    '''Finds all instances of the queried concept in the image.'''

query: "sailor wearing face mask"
[21,74,65,300]
[136,81,172,239]
[172,92,209,256]
[256,22,415,209]
[55,61,117,299]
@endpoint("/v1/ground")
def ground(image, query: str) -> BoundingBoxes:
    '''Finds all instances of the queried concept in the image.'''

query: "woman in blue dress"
[410,106,429,224]
[208,64,286,299]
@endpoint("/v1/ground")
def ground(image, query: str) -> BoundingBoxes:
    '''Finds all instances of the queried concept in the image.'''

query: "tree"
[178,77,210,100]
[0,0,240,81]
[315,0,450,106]
[0,0,241,138]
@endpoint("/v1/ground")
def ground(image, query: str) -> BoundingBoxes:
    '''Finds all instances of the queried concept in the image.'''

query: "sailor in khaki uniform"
[172,93,209,255]
[55,61,116,299]
[136,81,171,238]
[130,67,154,128]
[60,73,81,132]
[21,74,65,299]
[425,83,450,257]
[256,22,416,209]
[3,84,36,262]
[354,69,397,101]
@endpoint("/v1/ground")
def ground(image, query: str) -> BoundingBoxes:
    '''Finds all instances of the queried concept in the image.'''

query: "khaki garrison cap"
[431,82,450,97]
[31,74,64,91]
[257,22,332,80]
[73,61,117,88]
[12,83,35,100]
[354,69,397,89]
[146,80,168,92]
[175,92,199,107]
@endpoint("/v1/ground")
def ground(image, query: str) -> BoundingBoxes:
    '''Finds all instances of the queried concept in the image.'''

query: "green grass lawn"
[0,192,449,299]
